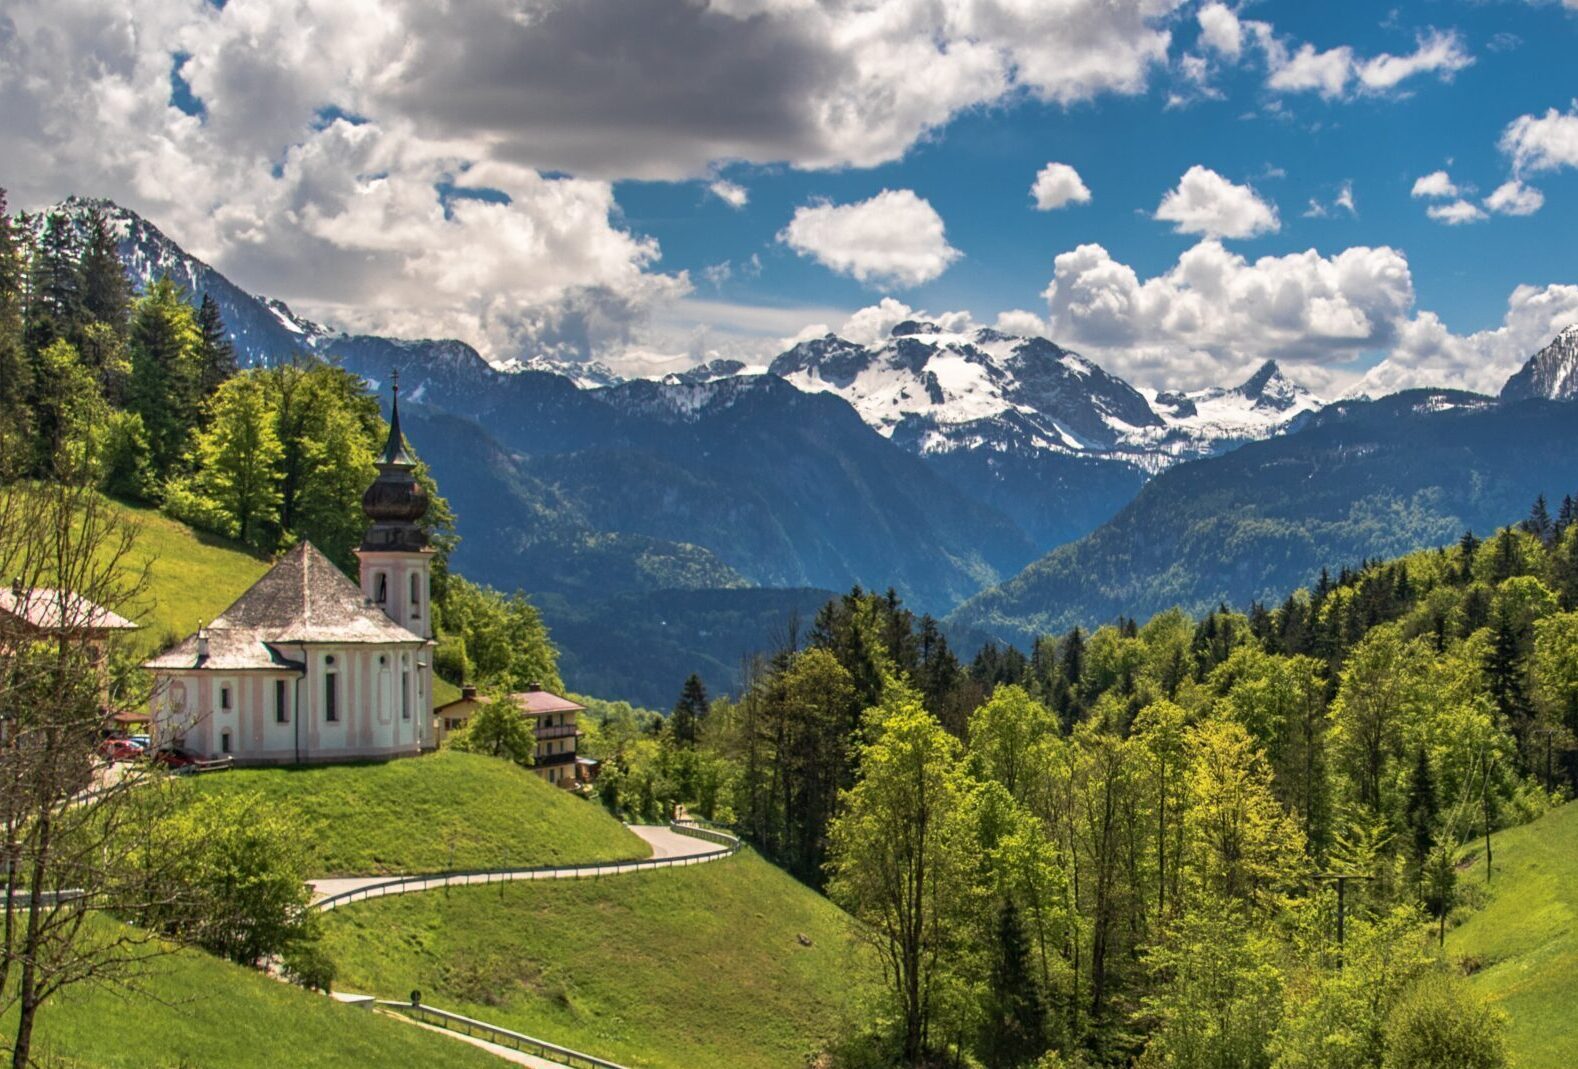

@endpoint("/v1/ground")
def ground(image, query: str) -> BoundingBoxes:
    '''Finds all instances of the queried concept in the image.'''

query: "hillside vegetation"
[954,393,1578,643]
[190,750,650,876]
[4,920,502,1069]
[1449,802,1578,1069]
[320,850,871,1069]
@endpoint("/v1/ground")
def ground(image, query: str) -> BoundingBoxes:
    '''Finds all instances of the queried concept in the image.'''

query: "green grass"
[320,849,872,1069]
[189,749,649,876]
[7,920,503,1069]
[1447,802,1578,1069]
[108,498,272,655]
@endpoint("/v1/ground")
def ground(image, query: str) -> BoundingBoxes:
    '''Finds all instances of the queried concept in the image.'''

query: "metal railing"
[313,822,741,912]
[379,1001,629,1069]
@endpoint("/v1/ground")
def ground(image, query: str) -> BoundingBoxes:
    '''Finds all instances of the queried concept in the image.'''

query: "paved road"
[309,824,729,904]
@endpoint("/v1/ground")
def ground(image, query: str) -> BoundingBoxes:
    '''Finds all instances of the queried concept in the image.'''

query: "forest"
[590,500,1578,1069]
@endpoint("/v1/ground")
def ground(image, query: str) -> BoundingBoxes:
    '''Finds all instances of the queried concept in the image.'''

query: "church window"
[219,685,231,711]
[375,573,388,604]
[324,664,339,723]
[402,669,411,720]
[275,680,288,724]
[220,730,232,754]
[409,574,421,618]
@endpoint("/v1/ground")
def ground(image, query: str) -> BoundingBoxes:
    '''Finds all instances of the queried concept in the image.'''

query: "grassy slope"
[11,922,501,1069]
[1448,802,1578,1069]
[108,499,271,654]
[321,850,871,1069]
[190,749,650,876]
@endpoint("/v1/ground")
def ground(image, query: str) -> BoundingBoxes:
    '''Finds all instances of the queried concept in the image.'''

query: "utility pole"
[1534,727,1555,792]
[1315,872,1374,968]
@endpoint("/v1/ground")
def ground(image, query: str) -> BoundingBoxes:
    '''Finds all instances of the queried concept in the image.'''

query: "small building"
[514,685,585,789]
[432,683,587,789]
[0,581,138,723]
[142,379,438,764]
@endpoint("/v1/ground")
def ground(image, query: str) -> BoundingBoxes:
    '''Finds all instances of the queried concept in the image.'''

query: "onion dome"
[360,373,431,552]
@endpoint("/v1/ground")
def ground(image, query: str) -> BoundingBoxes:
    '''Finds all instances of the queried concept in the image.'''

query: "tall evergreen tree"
[1522,494,1554,546]
[982,901,1047,1069]
[127,276,203,481]
[0,191,32,466]
[670,673,708,747]
[195,292,237,402]
[1405,747,1438,866]
[76,205,130,339]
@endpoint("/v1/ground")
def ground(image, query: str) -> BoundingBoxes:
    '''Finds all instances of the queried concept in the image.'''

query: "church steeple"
[360,370,429,554]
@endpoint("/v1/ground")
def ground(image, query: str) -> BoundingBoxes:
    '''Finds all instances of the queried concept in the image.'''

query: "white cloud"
[1153,166,1279,239]
[1257,25,1472,100]
[993,309,1051,338]
[1360,284,1578,396]
[1411,170,1459,198]
[1485,179,1545,216]
[778,189,961,288]
[1042,238,1415,389]
[708,179,749,209]
[1353,31,1473,92]
[1335,181,1357,215]
[1500,105,1578,175]
[1030,163,1092,211]
[1427,199,1488,225]
[1197,3,1243,59]
[1305,180,1357,218]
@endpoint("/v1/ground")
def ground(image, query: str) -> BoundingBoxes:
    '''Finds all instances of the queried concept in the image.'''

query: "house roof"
[510,688,584,717]
[144,541,421,672]
[0,586,137,634]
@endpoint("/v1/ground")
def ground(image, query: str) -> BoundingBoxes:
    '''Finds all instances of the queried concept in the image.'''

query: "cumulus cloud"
[1042,238,1415,389]
[1485,179,1545,216]
[1500,104,1578,175]
[1411,170,1459,198]
[1197,3,1243,59]
[1360,284,1578,395]
[778,190,961,288]
[1353,31,1473,92]
[1427,199,1487,225]
[1030,163,1092,211]
[1153,166,1279,239]
[994,309,1052,338]
[708,179,749,209]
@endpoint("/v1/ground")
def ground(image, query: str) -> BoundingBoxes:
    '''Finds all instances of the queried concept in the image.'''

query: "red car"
[150,748,201,772]
[96,738,144,763]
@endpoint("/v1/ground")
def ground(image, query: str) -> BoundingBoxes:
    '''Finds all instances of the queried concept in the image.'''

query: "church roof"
[144,542,423,672]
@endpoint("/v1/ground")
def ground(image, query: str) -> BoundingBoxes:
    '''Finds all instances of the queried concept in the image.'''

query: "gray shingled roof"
[144,541,422,672]
[0,587,137,634]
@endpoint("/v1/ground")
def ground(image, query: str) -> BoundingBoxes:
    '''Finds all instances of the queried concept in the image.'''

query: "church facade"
[144,383,438,764]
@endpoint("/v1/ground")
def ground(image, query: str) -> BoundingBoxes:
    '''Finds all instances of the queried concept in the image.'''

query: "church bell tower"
[357,372,433,639]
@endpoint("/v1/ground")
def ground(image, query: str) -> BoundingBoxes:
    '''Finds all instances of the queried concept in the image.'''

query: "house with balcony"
[433,683,587,788]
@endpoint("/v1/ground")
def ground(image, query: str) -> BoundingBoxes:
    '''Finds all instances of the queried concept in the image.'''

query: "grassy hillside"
[106,498,271,654]
[190,750,649,876]
[8,921,501,1069]
[320,849,872,1069]
[1448,802,1578,1069]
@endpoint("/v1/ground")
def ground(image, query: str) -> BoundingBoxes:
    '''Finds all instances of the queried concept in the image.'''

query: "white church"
[145,383,439,764]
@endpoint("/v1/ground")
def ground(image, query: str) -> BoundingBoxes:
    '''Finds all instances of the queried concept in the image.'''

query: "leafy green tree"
[1532,612,1578,735]
[127,276,204,479]
[1381,973,1506,1069]
[0,191,34,462]
[169,374,285,547]
[31,338,107,479]
[970,684,1058,802]
[138,791,315,967]
[439,575,561,694]
[448,697,535,767]
[827,685,976,1064]
[1330,626,1431,818]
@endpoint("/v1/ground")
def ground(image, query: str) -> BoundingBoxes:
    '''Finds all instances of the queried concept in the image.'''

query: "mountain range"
[64,195,1578,703]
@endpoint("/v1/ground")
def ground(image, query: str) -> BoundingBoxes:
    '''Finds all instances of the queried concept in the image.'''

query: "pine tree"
[1557,494,1576,538]
[1457,531,1480,583]
[1485,605,1532,761]
[25,211,83,357]
[983,901,1047,1069]
[670,673,708,747]
[1405,747,1438,866]
[127,276,203,481]
[76,204,130,338]
[0,191,32,466]
[194,292,237,402]
[1522,494,1554,546]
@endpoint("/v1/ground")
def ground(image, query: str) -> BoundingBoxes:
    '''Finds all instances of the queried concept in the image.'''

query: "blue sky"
[616,0,1577,379]
[5,0,1576,395]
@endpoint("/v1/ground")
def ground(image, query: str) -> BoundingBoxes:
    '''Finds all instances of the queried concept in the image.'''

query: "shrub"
[1382,973,1507,1069]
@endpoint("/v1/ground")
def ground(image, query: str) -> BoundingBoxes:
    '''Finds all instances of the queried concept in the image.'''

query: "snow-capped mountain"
[768,320,1320,471]
[501,354,625,389]
[1502,324,1578,401]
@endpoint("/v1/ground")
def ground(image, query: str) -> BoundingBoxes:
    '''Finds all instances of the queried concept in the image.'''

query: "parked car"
[129,734,151,750]
[96,737,145,762]
[150,747,201,772]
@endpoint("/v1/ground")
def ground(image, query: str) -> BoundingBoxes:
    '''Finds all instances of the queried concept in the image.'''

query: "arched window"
[409,573,421,618]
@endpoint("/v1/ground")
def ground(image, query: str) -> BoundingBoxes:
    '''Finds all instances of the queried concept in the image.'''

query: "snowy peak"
[1234,360,1307,411]
[501,354,625,389]
[1501,324,1578,402]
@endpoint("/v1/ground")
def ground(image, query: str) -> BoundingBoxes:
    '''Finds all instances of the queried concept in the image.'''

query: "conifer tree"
[195,292,237,402]
[983,901,1046,1069]
[1405,747,1438,866]
[127,276,203,480]
[0,192,31,465]
[670,673,708,747]
[24,211,82,357]
[1522,494,1554,546]
[76,204,130,338]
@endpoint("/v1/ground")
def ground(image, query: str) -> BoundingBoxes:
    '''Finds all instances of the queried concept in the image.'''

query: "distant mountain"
[1502,324,1578,401]
[951,390,1578,645]
[768,322,1320,547]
